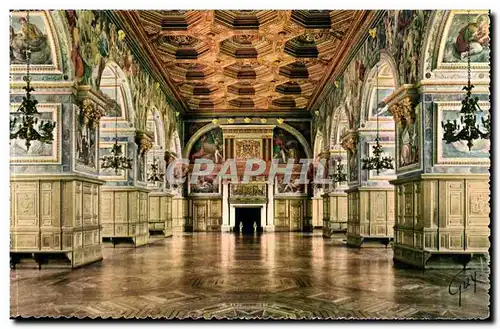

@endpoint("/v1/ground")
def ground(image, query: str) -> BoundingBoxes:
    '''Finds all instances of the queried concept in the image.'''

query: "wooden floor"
[10,232,490,320]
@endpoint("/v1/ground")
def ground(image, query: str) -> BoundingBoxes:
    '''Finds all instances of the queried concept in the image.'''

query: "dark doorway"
[234,207,262,234]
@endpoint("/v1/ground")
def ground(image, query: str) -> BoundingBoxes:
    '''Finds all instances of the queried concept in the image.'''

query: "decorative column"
[99,120,151,247]
[343,124,395,247]
[389,83,490,268]
[10,85,105,268]
[147,148,173,237]
[323,148,348,237]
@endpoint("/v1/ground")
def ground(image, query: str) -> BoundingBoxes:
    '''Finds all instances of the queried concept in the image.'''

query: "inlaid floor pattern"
[11,233,490,319]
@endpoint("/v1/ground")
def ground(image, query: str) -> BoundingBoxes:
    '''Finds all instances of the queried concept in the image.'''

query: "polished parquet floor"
[10,232,490,320]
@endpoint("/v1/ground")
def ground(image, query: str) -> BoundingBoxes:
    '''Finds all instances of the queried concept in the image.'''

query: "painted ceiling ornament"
[10,10,56,152]
[227,118,235,124]
[368,28,377,39]
[118,30,126,41]
[442,11,490,151]
[276,118,284,125]
[260,118,268,123]
[212,118,220,125]
[244,117,252,123]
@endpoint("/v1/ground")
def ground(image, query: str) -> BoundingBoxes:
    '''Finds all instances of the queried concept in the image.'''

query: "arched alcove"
[100,62,135,124]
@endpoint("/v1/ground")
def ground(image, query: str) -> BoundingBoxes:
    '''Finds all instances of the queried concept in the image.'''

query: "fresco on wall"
[398,104,420,169]
[10,105,59,162]
[190,173,219,194]
[184,121,208,146]
[286,121,312,145]
[368,144,396,179]
[189,128,223,164]
[273,128,306,164]
[442,12,490,63]
[370,88,394,118]
[66,10,177,142]
[75,108,97,169]
[439,108,490,161]
[100,86,125,117]
[317,10,430,138]
[10,12,53,65]
[275,175,306,195]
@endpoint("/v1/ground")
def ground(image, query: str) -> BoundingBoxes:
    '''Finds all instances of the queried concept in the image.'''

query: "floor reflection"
[10,233,490,319]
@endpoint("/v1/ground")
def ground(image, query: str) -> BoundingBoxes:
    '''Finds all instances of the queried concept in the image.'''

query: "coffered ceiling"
[113,10,377,117]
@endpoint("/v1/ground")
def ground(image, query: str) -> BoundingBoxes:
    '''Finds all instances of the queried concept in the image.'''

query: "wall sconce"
[212,118,220,125]
[260,118,268,123]
[277,118,284,125]
[244,117,252,123]
[227,118,235,124]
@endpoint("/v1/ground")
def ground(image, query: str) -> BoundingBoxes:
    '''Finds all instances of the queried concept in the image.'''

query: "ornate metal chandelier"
[147,146,165,183]
[330,156,347,188]
[361,64,394,175]
[442,11,490,150]
[100,73,133,174]
[10,10,56,151]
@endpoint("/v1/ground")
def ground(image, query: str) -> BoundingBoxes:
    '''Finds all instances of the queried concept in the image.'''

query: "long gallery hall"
[9,9,491,320]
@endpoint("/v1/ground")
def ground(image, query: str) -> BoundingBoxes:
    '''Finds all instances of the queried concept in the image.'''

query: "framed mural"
[396,103,423,174]
[435,102,490,165]
[9,10,61,73]
[437,10,490,68]
[74,104,98,172]
[189,127,224,164]
[9,103,61,163]
[366,141,396,180]
[99,142,129,180]
[273,127,306,164]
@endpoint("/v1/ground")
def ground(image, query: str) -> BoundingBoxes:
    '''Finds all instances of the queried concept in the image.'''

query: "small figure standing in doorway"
[239,221,243,233]
[253,221,257,233]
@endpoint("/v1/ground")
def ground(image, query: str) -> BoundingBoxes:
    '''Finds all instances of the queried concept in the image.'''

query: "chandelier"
[442,11,490,150]
[147,146,165,183]
[330,156,347,188]
[100,73,133,174]
[361,64,394,175]
[10,10,56,151]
